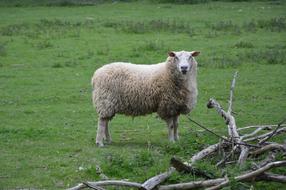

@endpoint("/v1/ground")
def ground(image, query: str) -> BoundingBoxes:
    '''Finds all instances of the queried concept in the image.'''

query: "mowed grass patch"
[0,1,285,189]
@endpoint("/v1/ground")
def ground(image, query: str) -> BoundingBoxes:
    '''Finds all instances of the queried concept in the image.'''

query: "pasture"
[0,0,285,189]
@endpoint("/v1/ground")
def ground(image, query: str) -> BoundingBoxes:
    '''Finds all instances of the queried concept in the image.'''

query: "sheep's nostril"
[180,66,188,71]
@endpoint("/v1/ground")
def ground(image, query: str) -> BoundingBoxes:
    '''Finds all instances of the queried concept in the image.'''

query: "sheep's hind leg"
[96,118,108,147]
[166,118,175,142]
[104,121,112,144]
[173,115,179,141]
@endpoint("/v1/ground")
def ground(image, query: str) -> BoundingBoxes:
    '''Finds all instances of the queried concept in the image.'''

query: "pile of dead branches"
[68,72,286,190]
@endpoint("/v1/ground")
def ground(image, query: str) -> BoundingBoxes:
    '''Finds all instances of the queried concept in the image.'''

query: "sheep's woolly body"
[92,56,198,120]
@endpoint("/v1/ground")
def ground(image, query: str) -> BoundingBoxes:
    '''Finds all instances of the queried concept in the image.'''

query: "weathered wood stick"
[67,183,86,190]
[227,71,238,114]
[251,152,276,170]
[237,146,249,166]
[205,177,229,190]
[83,182,105,190]
[244,127,286,142]
[187,117,258,148]
[190,143,220,164]
[250,143,285,156]
[256,173,286,183]
[207,98,231,125]
[207,160,286,190]
[67,180,142,190]
[170,157,214,179]
[237,160,286,180]
[158,178,226,190]
[259,118,286,145]
[238,125,277,131]
[216,145,239,167]
[241,126,273,139]
[207,98,240,140]
[207,97,250,166]
[140,167,176,190]
[160,161,286,190]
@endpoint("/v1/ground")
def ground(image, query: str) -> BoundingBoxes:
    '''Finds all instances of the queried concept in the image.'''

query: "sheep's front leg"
[96,118,108,147]
[173,115,179,141]
[166,118,175,142]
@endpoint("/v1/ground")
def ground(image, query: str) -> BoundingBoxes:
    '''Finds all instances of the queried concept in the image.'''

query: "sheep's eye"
[175,56,179,61]
[188,56,193,60]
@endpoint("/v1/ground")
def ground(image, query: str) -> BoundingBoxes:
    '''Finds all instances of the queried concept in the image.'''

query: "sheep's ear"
[191,51,200,57]
[168,51,176,57]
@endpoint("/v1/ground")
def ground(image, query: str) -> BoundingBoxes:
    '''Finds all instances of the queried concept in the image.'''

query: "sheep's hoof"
[96,142,104,147]
[105,139,112,144]
[174,135,180,141]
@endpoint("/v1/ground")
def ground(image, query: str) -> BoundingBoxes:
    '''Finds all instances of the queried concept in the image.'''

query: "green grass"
[0,1,286,189]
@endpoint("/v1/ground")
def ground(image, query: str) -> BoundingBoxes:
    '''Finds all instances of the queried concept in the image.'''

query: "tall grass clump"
[102,19,194,34]
[233,41,254,49]
[0,19,95,38]
[210,20,241,34]
[244,48,286,65]
[257,17,286,32]
[242,20,258,32]
[0,0,102,7]
[201,55,241,68]
[0,43,7,56]
[134,40,167,52]
[0,23,30,36]
[209,17,286,35]
[150,0,209,4]
[34,39,53,49]
[101,150,158,177]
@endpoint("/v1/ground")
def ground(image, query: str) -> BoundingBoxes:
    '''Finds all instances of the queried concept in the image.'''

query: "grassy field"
[0,1,286,189]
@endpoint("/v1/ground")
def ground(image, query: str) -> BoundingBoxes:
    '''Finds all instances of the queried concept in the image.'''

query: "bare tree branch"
[205,177,229,190]
[238,125,280,131]
[207,94,254,167]
[190,143,220,164]
[140,167,176,190]
[251,152,276,170]
[83,182,106,190]
[244,127,286,142]
[170,157,214,179]
[236,160,286,181]
[238,146,249,166]
[216,145,239,167]
[259,118,286,145]
[158,178,226,190]
[67,180,142,190]
[68,183,86,190]
[186,117,229,142]
[187,117,259,148]
[257,173,286,183]
[206,161,286,190]
[241,126,273,140]
[227,71,238,114]
[250,143,285,156]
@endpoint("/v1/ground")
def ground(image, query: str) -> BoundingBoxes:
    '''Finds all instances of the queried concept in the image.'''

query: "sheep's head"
[168,51,200,75]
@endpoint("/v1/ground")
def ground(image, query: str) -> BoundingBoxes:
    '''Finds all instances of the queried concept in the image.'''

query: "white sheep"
[92,50,200,147]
